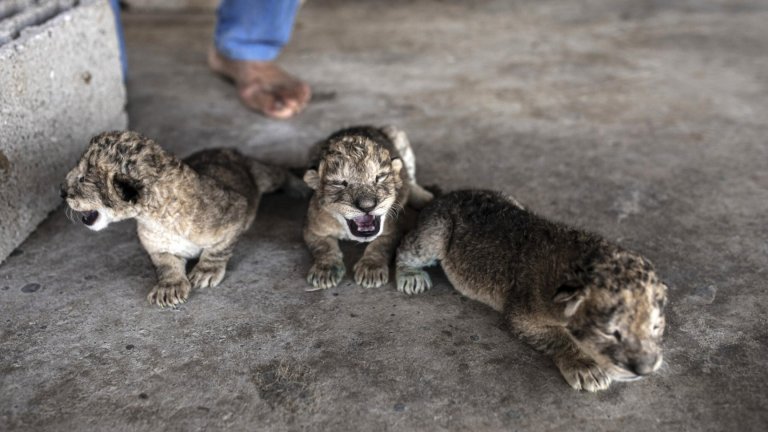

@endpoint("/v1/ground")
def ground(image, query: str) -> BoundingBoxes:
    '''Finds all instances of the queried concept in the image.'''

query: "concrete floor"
[2,0,768,430]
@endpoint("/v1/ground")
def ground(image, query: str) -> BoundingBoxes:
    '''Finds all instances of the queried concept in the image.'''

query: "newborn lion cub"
[302,125,433,290]
[62,131,302,306]
[396,190,667,391]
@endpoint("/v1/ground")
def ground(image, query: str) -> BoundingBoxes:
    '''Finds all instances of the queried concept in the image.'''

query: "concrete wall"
[122,0,307,11]
[0,0,128,264]
[123,0,218,11]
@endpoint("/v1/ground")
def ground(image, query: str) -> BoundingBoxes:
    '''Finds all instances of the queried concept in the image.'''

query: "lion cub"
[62,131,303,307]
[396,190,668,391]
[302,125,433,290]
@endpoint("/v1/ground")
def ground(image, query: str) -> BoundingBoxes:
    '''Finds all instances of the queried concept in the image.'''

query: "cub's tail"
[249,159,312,199]
[423,184,444,198]
[408,183,435,210]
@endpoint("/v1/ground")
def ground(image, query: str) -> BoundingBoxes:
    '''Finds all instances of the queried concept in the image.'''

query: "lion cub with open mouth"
[62,131,302,306]
[396,190,667,391]
[302,126,433,290]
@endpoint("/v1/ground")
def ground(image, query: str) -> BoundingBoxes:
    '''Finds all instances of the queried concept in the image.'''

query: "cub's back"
[434,191,532,296]
[432,190,589,306]
[184,148,257,198]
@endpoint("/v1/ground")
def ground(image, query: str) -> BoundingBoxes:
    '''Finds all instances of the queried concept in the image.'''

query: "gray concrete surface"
[0,0,127,263]
[123,0,218,11]
[2,0,768,430]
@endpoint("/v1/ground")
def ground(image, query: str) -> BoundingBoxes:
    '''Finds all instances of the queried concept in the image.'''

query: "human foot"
[208,47,311,119]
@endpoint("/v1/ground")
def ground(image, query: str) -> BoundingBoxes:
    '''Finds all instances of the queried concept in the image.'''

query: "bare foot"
[208,47,311,119]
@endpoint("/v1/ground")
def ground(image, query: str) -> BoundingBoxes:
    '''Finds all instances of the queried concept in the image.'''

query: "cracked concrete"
[1,0,767,430]
[0,0,127,263]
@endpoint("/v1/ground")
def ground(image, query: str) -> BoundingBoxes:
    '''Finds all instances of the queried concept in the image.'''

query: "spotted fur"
[62,130,303,306]
[395,189,668,391]
[302,125,433,290]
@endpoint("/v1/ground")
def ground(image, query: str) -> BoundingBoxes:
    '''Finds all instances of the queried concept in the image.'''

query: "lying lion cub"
[302,125,433,290]
[396,190,667,391]
[61,130,304,306]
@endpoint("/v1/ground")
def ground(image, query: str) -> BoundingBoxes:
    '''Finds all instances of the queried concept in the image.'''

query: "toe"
[238,84,302,119]
[210,273,225,287]
[238,78,311,119]
[276,81,311,114]
[238,85,278,117]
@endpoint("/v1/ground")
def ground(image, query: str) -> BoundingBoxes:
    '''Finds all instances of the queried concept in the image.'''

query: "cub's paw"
[353,258,389,288]
[555,356,612,392]
[396,266,432,295]
[147,278,191,307]
[189,261,227,289]
[307,260,346,290]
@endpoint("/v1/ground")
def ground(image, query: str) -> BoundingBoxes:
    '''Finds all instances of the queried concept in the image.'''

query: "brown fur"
[302,126,433,289]
[395,189,668,391]
[61,130,302,306]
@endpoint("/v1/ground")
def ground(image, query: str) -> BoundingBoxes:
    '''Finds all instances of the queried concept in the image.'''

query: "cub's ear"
[390,157,403,175]
[113,174,141,204]
[553,282,588,318]
[303,169,321,190]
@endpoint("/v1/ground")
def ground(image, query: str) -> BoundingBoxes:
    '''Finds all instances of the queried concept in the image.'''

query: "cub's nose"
[59,184,68,199]
[628,354,660,376]
[355,197,377,213]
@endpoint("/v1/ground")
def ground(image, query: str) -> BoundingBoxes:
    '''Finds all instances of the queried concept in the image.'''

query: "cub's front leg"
[511,317,612,392]
[354,220,400,288]
[395,208,450,295]
[147,252,191,307]
[305,229,345,290]
[554,351,612,392]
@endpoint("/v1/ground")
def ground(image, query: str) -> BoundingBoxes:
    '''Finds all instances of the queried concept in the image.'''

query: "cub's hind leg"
[189,244,234,289]
[380,125,416,182]
[395,208,451,295]
[380,125,433,210]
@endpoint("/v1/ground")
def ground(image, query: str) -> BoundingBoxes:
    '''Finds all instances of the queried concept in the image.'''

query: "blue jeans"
[108,0,127,78]
[108,0,301,77]
[214,0,301,61]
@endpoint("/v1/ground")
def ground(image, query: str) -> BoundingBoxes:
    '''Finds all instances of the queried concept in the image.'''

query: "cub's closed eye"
[376,173,388,183]
[328,180,348,187]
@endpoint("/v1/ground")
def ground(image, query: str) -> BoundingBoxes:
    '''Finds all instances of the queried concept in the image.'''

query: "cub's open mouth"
[81,210,99,226]
[346,214,381,238]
